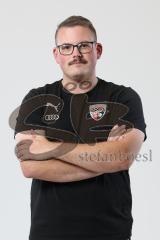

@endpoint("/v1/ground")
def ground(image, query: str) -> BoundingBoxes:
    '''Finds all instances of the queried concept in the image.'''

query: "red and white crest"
[89,104,107,121]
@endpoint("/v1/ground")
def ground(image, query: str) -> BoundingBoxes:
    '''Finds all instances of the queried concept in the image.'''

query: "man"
[15,16,147,240]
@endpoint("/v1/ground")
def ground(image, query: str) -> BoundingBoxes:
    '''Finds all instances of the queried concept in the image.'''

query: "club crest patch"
[89,104,107,121]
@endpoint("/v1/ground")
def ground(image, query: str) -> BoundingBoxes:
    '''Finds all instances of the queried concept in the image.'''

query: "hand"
[15,131,56,161]
[108,124,127,142]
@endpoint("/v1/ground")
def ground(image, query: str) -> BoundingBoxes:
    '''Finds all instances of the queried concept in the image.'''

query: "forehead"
[56,26,95,45]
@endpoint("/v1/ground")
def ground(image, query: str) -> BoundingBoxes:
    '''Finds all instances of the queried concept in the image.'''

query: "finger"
[15,140,33,153]
[31,129,38,140]
[15,145,26,158]
[16,143,31,152]
[16,141,26,148]
[118,135,126,141]
[16,139,33,149]
[113,124,126,132]
[18,147,43,161]
[115,128,127,137]
[16,150,24,160]
[108,126,127,141]
[110,124,120,133]
[110,125,126,137]
[111,124,119,130]
[17,149,32,161]
[108,135,121,141]
[15,143,32,159]
[108,137,115,142]
[15,147,30,161]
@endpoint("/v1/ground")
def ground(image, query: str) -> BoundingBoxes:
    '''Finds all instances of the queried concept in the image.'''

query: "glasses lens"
[79,42,93,53]
[59,44,73,55]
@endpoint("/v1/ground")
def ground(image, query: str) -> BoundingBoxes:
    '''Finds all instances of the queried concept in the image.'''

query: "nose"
[72,46,82,57]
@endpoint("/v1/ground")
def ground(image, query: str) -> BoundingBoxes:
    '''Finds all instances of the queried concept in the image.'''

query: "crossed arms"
[15,125,144,182]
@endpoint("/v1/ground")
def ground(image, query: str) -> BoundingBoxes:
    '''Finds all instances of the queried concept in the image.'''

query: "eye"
[61,44,72,50]
[80,43,90,48]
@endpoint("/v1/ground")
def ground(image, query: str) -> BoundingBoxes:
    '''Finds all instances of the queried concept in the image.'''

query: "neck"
[61,75,98,94]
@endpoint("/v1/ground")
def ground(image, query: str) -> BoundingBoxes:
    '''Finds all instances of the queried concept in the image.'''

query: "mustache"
[69,58,88,65]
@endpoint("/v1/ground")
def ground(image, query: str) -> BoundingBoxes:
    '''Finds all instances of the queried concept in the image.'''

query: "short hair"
[55,15,97,45]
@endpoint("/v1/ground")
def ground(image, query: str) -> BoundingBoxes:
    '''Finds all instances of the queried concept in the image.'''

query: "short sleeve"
[14,89,46,138]
[118,87,147,141]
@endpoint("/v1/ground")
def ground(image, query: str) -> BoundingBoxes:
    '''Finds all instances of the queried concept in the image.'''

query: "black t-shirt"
[15,77,147,240]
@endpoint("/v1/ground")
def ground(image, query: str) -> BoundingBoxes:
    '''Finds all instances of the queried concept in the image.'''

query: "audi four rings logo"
[44,114,59,121]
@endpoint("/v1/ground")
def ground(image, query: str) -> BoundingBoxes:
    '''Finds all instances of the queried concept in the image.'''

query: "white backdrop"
[0,0,159,239]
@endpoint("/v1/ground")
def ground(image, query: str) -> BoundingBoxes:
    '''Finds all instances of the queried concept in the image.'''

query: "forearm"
[20,159,102,182]
[54,129,144,173]
[56,141,128,173]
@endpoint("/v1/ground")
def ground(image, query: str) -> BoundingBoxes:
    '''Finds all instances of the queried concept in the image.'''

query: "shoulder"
[22,80,60,102]
[99,78,142,103]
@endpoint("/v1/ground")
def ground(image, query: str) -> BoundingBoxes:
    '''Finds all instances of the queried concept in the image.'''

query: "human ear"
[53,47,60,64]
[96,43,103,59]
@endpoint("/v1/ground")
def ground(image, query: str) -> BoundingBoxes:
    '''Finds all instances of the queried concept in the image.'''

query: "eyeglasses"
[56,41,97,55]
